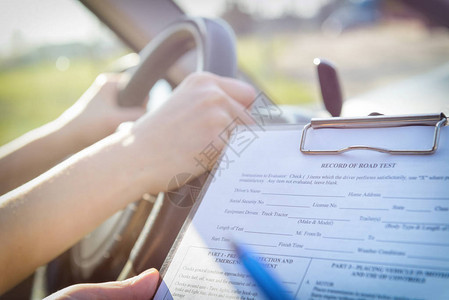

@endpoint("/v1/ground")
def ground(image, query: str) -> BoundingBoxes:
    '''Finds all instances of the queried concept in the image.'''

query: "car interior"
[0,0,448,298]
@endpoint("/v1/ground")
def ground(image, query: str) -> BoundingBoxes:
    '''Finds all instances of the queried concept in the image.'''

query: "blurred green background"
[0,58,110,144]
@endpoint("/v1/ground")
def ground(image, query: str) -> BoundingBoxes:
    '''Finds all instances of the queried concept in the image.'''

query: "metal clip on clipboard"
[300,113,447,155]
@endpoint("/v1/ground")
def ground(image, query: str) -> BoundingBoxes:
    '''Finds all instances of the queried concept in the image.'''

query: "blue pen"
[231,240,295,300]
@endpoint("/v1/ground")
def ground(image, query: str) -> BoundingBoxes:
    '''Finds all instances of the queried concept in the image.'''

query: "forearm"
[0,74,145,195]
[0,119,88,194]
[0,129,153,294]
[0,72,256,294]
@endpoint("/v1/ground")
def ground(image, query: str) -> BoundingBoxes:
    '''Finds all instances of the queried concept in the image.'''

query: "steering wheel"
[44,17,237,292]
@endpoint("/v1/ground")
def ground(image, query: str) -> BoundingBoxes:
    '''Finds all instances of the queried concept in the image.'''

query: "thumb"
[116,268,160,300]
[46,268,160,300]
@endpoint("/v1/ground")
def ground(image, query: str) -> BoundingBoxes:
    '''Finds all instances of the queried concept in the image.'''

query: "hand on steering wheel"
[44,17,252,293]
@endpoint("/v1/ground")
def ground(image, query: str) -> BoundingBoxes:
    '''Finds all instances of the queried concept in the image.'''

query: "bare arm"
[0,74,145,194]
[0,72,255,294]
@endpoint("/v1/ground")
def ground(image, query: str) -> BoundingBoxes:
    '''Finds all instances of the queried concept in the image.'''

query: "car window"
[0,0,130,145]
[175,0,449,111]
[2,0,448,147]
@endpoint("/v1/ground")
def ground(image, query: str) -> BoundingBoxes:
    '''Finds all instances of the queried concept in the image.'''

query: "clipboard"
[154,112,449,300]
[300,113,447,155]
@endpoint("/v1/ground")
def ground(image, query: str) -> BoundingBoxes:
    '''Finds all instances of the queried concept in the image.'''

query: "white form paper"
[154,124,449,300]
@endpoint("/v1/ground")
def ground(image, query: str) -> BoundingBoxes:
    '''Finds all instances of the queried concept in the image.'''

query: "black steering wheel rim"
[117,17,237,107]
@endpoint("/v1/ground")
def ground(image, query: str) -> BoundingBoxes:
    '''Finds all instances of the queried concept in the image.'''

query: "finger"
[95,73,122,88]
[116,107,147,124]
[141,95,150,109]
[207,73,257,108]
[223,93,256,126]
[47,268,160,300]
[119,268,160,299]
